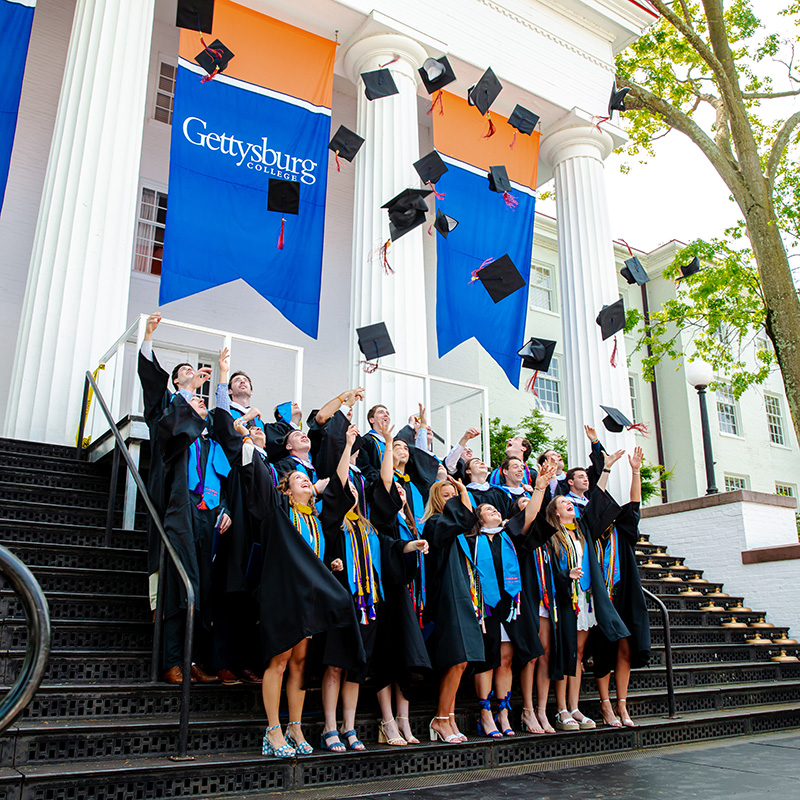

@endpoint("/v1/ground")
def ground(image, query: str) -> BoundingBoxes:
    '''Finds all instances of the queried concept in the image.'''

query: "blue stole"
[230,406,264,431]
[367,431,386,461]
[499,485,531,501]
[599,527,621,590]
[473,532,522,617]
[398,513,426,608]
[188,438,231,510]
[555,533,592,592]
[342,514,383,623]
[290,456,316,483]
[295,513,324,562]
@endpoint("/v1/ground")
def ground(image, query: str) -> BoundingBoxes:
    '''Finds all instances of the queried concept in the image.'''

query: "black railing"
[77,372,195,759]
[643,587,678,718]
[0,546,51,732]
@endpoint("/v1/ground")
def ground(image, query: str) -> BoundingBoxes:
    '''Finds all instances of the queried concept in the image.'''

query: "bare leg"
[614,638,634,726]
[474,669,500,735]
[431,663,466,741]
[494,642,515,734]
[321,665,345,751]
[376,684,403,744]
[340,680,365,750]
[395,685,418,743]
[520,658,543,733]
[569,630,595,727]
[596,671,621,727]
[285,640,310,745]
[262,649,291,749]
[536,617,554,733]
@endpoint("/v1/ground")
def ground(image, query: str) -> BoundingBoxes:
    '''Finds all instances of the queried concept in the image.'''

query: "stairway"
[0,436,798,800]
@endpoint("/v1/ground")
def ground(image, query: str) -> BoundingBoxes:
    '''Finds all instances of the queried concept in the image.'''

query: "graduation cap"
[414,151,448,186]
[621,255,650,286]
[362,68,399,100]
[177,0,214,33]
[418,55,456,94]
[328,125,364,163]
[434,208,458,239]
[382,188,431,241]
[357,322,395,363]
[600,405,634,433]
[195,39,234,78]
[267,179,300,215]
[518,338,556,372]
[508,105,539,135]
[467,67,502,116]
[474,254,526,304]
[609,83,631,116]
[596,298,626,340]
[677,256,701,281]
[488,165,512,194]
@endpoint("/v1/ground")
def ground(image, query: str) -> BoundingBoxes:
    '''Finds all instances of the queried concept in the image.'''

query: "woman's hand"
[584,424,597,442]
[314,477,330,494]
[345,424,359,447]
[603,449,625,470]
[569,567,583,580]
[535,462,557,490]
[403,539,429,555]
[330,558,344,572]
[447,475,468,496]
[217,512,232,534]
[629,446,644,471]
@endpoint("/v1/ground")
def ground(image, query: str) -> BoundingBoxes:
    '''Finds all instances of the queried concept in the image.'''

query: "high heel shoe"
[285,721,314,755]
[395,715,420,744]
[536,706,556,734]
[378,718,407,746]
[477,692,503,738]
[262,724,296,758]
[429,716,461,743]
[599,699,622,728]
[521,707,544,734]
[494,690,515,736]
[615,699,636,727]
[449,712,467,742]
[554,709,579,732]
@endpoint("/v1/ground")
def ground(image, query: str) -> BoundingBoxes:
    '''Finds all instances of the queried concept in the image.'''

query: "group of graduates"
[138,312,650,759]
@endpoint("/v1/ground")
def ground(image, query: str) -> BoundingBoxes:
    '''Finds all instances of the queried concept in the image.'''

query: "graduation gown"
[394,424,442,515]
[548,488,630,680]
[422,497,485,672]
[313,410,368,514]
[213,409,365,669]
[589,501,651,677]
[368,481,431,689]
[465,485,512,519]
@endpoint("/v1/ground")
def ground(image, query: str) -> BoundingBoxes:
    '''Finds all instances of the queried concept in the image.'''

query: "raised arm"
[447,474,472,510]
[372,416,395,491]
[315,387,364,426]
[629,446,643,504]
[517,461,557,535]
[336,424,359,488]
[215,347,230,412]
[596,448,625,494]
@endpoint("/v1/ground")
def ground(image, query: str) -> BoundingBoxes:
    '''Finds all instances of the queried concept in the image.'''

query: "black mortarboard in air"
[177,0,214,33]
[508,105,540,135]
[357,322,395,361]
[195,39,234,76]
[596,298,626,340]
[467,67,502,116]
[414,151,448,186]
[518,338,556,372]
[418,56,457,94]
[382,188,431,241]
[609,83,631,116]
[488,165,512,194]
[362,68,399,100]
[621,255,650,286]
[677,256,701,280]
[476,255,526,304]
[434,209,458,239]
[600,404,633,433]
[328,126,364,162]
[267,179,300,215]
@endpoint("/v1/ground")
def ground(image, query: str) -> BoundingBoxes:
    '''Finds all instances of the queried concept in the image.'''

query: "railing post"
[104,444,120,548]
[151,540,166,683]
[643,587,678,718]
[76,375,91,460]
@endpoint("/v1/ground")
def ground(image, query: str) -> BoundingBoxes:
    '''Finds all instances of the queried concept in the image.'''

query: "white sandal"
[554,709,580,731]
[429,716,460,743]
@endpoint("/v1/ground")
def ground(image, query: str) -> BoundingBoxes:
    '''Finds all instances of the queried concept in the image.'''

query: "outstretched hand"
[145,312,161,340]
[345,424,360,447]
[535,461,557,490]
[374,417,394,442]
[218,347,230,377]
[191,367,213,390]
[629,446,644,471]
[403,539,429,555]
[584,424,597,442]
[603,449,625,469]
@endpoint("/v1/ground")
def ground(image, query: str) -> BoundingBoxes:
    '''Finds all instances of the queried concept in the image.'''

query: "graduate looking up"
[356,403,392,488]
[444,427,481,478]
[227,370,265,431]
[463,457,511,518]
[497,457,533,502]
[490,437,535,486]
[564,467,591,516]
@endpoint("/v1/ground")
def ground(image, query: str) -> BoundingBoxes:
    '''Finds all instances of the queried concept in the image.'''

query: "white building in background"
[1,0,797,505]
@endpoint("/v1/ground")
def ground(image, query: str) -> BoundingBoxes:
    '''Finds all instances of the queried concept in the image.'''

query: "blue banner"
[161,58,332,338]
[0,0,36,214]
[435,157,536,386]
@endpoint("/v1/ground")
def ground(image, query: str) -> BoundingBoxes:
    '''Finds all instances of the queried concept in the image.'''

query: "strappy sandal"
[494,690,515,736]
[262,724,296,758]
[476,692,502,738]
[340,728,366,751]
[554,709,580,731]
[536,706,556,734]
[429,716,461,743]
[599,699,622,728]
[521,706,544,734]
[285,721,313,755]
[615,699,636,727]
[396,715,420,744]
[319,730,345,753]
[378,718,407,746]
[570,709,596,730]
[449,712,467,742]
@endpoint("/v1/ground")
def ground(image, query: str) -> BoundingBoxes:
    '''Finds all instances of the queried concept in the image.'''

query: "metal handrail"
[642,587,678,718]
[0,546,51,732]
[77,371,195,760]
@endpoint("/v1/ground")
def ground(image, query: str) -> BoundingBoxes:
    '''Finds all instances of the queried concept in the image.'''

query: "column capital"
[539,108,627,171]
[342,33,429,86]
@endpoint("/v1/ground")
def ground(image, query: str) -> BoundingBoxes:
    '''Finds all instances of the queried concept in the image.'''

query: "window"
[765,394,786,446]
[628,374,640,423]
[133,187,167,275]
[536,357,561,415]
[775,483,796,498]
[154,61,176,124]
[716,385,739,436]
[724,474,747,491]
[529,265,553,311]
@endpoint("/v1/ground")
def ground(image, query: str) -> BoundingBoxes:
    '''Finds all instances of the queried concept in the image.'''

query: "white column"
[540,114,634,499]
[343,34,430,429]
[5,0,156,444]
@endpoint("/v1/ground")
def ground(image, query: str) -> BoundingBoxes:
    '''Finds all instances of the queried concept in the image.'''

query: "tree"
[487,410,567,468]
[615,0,800,442]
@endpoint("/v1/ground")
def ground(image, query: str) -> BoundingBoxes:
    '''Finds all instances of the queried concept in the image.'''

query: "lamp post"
[685,360,719,495]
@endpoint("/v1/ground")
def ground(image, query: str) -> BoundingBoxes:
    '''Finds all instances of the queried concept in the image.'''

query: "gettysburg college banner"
[0,0,36,213]
[433,93,540,385]
[161,0,336,338]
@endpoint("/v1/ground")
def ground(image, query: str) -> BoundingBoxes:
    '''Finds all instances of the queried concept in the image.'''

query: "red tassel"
[482,114,496,139]
[610,336,618,367]
[379,55,400,68]
[502,191,519,209]
[524,371,539,395]
[428,182,446,200]
[469,257,495,284]
[593,115,610,132]
[427,90,444,116]
[510,130,517,149]
[199,34,223,83]
[627,422,649,435]
[197,498,209,510]
[277,217,285,250]
[335,151,341,172]
[360,360,379,374]
[427,224,434,236]
[380,239,393,275]
[617,238,634,257]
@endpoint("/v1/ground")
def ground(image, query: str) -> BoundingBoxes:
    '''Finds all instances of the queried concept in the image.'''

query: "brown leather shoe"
[217,668,242,686]
[238,669,263,684]
[190,664,220,683]
[163,665,194,684]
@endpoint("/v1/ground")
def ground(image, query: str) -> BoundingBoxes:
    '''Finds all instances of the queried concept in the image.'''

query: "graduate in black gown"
[214,408,365,758]
[544,448,630,732]
[591,446,651,728]
[462,457,512,518]
[319,422,428,753]
[391,421,441,530]
[355,403,391,490]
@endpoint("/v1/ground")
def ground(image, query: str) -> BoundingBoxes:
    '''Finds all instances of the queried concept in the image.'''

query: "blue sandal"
[495,691,516,736]
[320,730,346,753]
[262,724,296,758]
[477,691,503,738]
[340,728,366,751]
[286,721,313,755]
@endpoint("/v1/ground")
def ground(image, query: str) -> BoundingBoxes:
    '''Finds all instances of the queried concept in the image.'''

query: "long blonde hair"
[422,480,454,522]
[545,496,583,561]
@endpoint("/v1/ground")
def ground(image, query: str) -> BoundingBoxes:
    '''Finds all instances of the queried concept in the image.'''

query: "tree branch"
[742,89,800,99]
[767,109,800,189]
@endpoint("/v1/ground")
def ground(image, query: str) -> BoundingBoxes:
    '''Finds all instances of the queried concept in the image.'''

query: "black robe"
[589,501,651,677]
[314,410,368,514]
[421,497,485,672]
[465,485,512,519]
[213,409,365,669]
[394,425,442,517]
[548,488,630,680]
